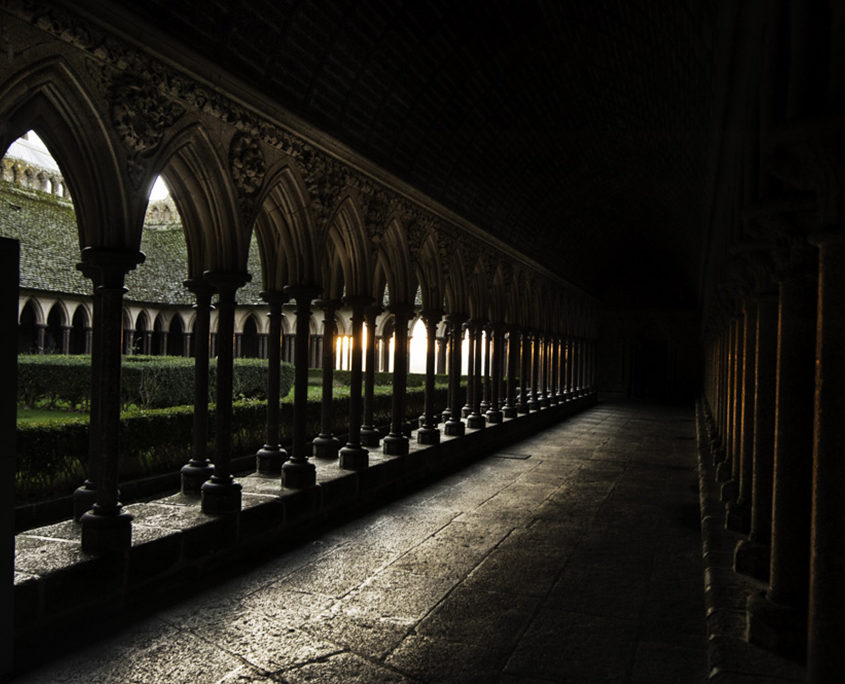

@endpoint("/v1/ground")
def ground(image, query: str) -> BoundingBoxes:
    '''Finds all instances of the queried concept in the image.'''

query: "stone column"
[517,329,530,413]
[441,331,453,423]
[806,232,845,683]
[183,332,192,357]
[502,327,517,418]
[380,335,390,372]
[255,290,288,474]
[726,300,757,532]
[734,292,778,580]
[282,285,319,487]
[181,278,215,492]
[462,321,474,418]
[748,253,817,660]
[418,310,442,444]
[73,263,103,521]
[486,324,504,423]
[444,313,467,436]
[79,247,144,554]
[528,331,541,410]
[35,324,45,353]
[201,271,250,514]
[313,300,341,459]
[384,303,413,455]
[721,312,748,493]
[467,321,486,429]
[548,336,559,405]
[340,298,369,469]
[480,325,492,413]
[361,304,382,447]
[84,326,93,354]
[436,335,447,375]
[142,330,152,355]
[538,334,549,407]
[61,325,71,354]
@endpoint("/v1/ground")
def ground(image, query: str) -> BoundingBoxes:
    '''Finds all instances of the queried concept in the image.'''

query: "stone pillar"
[462,321,474,418]
[467,321,486,429]
[380,335,390,372]
[441,332,453,423]
[255,291,288,474]
[806,232,845,683]
[480,326,492,413]
[384,303,413,455]
[538,334,548,407]
[313,300,341,460]
[35,323,45,353]
[361,304,382,447]
[444,313,467,436]
[528,331,540,410]
[181,278,215,492]
[142,330,152,355]
[340,298,369,469]
[201,271,250,514]
[734,293,778,580]
[436,335,447,375]
[61,325,71,354]
[486,324,504,423]
[418,310,442,444]
[79,247,144,554]
[721,312,747,493]
[748,256,817,661]
[183,332,193,357]
[517,329,530,413]
[84,326,93,355]
[726,300,757,532]
[282,285,319,487]
[502,327,517,418]
[547,336,558,405]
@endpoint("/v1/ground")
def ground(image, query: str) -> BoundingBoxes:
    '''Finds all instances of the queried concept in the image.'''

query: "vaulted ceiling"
[91,0,715,306]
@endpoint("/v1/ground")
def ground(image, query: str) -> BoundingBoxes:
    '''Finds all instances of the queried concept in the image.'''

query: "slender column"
[726,300,757,531]
[462,322,474,418]
[436,335,447,375]
[807,233,845,683]
[734,293,778,580]
[486,324,504,423]
[84,326,92,354]
[79,247,144,554]
[313,300,341,459]
[35,324,45,353]
[444,313,467,436]
[517,330,530,413]
[255,290,288,474]
[183,332,192,357]
[361,304,382,447]
[467,321,486,429]
[722,311,749,496]
[384,303,413,455]
[748,261,817,659]
[441,332,453,423]
[547,336,558,405]
[502,327,517,418]
[60,325,71,354]
[201,271,250,513]
[418,310,442,444]
[340,298,369,468]
[181,278,215,492]
[282,285,319,486]
[142,330,152,355]
[528,331,540,410]
[480,326,492,412]
[380,335,390,372]
[73,264,103,520]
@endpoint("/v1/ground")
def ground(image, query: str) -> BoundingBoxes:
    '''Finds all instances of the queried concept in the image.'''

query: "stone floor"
[13,402,707,683]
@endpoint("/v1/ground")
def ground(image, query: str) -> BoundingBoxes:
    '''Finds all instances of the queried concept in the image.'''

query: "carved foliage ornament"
[229,132,266,198]
[110,77,184,155]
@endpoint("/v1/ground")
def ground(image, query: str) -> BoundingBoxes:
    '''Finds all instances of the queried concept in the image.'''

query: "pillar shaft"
[361,305,381,447]
[517,330,530,413]
[384,304,412,454]
[418,311,441,444]
[340,300,369,468]
[313,300,340,460]
[255,290,288,473]
[444,314,467,435]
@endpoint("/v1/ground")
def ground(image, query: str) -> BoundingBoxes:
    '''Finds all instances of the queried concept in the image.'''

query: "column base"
[255,446,287,475]
[282,459,317,488]
[444,418,465,436]
[747,590,807,663]
[312,434,341,460]
[441,408,452,422]
[417,426,440,444]
[725,500,750,533]
[360,426,381,447]
[516,403,529,415]
[181,460,214,494]
[461,405,471,418]
[549,394,560,405]
[339,444,369,470]
[527,399,540,411]
[720,478,739,503]
[540,396,550,408]
[711,445,726,466]
[502,405,517,418]
[201,477,243,514]
[80,506,132,554]
[383,433,409,455]
[73,482,97,521]
[467,413,486,429]
[480,400,491,413]
[734,537,771,582]
[486,408,503,424]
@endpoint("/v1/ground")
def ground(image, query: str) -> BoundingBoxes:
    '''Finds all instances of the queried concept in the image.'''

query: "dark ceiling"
[102,0,715,306]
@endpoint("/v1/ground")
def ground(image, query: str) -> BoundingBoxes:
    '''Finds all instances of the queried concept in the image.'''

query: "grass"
[17,407,87,425]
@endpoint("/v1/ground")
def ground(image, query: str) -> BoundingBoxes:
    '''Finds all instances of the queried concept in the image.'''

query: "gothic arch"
[374,218,415,306]
[414,231,444,313]
[323,196,371,297]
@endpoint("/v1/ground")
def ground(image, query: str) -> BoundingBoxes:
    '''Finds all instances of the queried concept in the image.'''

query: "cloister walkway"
[14,402,706,683]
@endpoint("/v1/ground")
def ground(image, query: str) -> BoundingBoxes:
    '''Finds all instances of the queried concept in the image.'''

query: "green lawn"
[17,407,87,425]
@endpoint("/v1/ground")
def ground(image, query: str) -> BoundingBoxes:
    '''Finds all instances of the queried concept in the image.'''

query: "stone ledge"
[694,401,805,683]
[13,394,597,645]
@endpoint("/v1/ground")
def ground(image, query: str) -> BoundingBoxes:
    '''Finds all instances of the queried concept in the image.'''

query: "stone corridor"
[14,403,706,683]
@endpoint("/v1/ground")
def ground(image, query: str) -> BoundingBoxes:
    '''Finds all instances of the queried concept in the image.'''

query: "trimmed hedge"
[15,386,449,502]
[17,355,294,410]
[307,369,449,388]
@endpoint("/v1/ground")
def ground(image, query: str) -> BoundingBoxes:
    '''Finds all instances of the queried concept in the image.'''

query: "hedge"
[308,369,449,388]
[15,386,449,502]
[17,355,294,410]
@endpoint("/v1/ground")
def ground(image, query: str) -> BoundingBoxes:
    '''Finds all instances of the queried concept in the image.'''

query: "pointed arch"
[414,231,444,313]
[374,218,415,306]
[444,249,468,316]
[324,196,371,297]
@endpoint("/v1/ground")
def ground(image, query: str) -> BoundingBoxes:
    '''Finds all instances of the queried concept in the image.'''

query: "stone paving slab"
[14,402,709,683]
